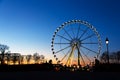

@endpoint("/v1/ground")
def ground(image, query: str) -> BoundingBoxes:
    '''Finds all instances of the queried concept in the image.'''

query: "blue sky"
[0,0,120,61]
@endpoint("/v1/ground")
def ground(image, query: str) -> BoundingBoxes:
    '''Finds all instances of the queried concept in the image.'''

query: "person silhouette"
[94,57,100,66]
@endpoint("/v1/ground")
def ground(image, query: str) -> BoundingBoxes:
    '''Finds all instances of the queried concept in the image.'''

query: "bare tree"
[33,53,40,64]
[12,53,21,65]
[116,51,120,63]
[101,51,120,64]
[100,52,108,63]
[109,52,117,63]
[26,55,32,64]
[110,51,120,63]
[6,51,11,65]
[39,55,45,63]
[20,56,24,64]
[0,44,9,65]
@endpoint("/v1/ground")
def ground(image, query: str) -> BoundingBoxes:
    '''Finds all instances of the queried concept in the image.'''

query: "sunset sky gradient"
[0,0,120,62]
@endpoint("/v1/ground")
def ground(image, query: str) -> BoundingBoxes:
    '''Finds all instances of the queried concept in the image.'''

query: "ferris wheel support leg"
[66,46,75,67]
[77,47,81,67]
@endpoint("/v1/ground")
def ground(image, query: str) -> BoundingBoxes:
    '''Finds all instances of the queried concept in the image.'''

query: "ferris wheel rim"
[51,20,102,65]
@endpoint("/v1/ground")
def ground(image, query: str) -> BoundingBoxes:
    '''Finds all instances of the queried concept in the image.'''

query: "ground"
[0,71,119,80]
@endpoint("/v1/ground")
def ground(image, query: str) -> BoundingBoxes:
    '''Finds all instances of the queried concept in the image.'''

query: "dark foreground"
[0,63,120,80]
[0,71,120,80]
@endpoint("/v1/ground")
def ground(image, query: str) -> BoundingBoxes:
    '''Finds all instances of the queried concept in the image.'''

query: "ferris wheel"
[51,20,102,67]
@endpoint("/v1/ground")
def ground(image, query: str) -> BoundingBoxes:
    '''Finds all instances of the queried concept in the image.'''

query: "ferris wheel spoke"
[79,27,89,39]
[76,23,81,38]
[78,47,85,66]
[71,26,76,38]
[55,45,71,54]
[81,45,98,54]
[81,42,98,44]
[54,43,70,45]
[63,28,73,39]
[61,48,71,62]
[81,49,91,62]
[57,34,71,42]
[81,34,95,41]
[68,24,75,39]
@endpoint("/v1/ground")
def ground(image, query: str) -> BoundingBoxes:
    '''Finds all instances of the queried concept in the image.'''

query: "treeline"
[100,51,120,64]
[0,44,46,65]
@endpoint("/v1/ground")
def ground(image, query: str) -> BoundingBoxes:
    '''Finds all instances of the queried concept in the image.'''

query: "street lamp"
[105,37,109,64]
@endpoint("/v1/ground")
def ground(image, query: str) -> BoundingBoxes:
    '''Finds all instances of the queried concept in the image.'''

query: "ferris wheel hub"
[70,38,81,48]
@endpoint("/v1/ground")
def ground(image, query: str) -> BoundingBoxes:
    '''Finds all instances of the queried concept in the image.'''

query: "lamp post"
[105,37,109,64]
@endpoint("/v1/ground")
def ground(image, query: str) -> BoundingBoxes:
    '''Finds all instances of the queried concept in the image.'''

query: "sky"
[0,0,120,62]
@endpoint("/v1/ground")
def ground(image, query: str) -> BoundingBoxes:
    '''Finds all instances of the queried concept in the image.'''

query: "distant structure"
[0,53,46,65]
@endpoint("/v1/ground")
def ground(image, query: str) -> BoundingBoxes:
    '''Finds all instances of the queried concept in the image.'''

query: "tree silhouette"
[100,52,108,63]
[49,59,52,64]
[20,56,24,64]
[33,53,40,64]
[12,53,21,65]
[109,52,117,63]
[101,51,120,64]
[0,44,9,65]
[39,55,45,63]
[6,52,11,65]
[26,55,32,64]
[109,51,120,63]
[116,51,120,63]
